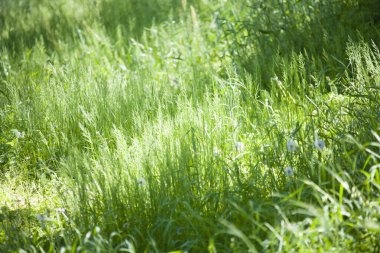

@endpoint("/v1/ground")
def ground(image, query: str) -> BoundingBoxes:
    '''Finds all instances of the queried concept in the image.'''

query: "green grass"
[1,0,380,252]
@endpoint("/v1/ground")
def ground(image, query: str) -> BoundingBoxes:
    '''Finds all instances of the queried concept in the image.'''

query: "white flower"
[213,146,220,157]
[36,214,47,221]
[286,139,298,152]
[235,142,245,152]
[314,139,325,150]
[170,78,180,90]
[118,64,128,72]
[11,129,24,139]
[137,178,146,187]
[56,208,67,214]
[284,166,294,177]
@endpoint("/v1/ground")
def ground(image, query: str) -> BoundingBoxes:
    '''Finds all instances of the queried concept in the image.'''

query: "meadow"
[1,0,380,252]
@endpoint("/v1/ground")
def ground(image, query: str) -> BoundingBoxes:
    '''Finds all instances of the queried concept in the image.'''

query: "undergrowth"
[1,0,379,252]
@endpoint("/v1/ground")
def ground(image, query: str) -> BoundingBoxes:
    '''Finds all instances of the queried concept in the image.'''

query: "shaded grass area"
[1,0,380,252]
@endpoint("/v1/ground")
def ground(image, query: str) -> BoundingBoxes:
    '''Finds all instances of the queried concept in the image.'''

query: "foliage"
[0,0,379,252]
[216,0,380,90]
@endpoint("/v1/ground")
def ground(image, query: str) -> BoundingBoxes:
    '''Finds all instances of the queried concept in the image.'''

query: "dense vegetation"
[1,0,380,252]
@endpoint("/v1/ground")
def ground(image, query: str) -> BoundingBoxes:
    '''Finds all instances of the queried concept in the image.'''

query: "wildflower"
[118,64,128,72]
[11,129,24,139]
[314,138,325,150]
[36,214,47,221]
[137,178,146,187]
[286,139,298,152]
[235,142,245,152]
[170,78,180,90]
[56,208,67,214]
[176,228,183,235]
[284,166,294,177]
[213,146,220,157]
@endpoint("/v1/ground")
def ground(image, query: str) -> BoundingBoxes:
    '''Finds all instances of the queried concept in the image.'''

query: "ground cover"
[1,0,380,252]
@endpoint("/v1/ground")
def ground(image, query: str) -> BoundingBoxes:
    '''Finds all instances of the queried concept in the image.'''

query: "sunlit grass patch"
[1,0,380,252]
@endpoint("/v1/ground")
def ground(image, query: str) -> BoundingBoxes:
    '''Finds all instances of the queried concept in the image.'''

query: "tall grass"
[1,0,379,252]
